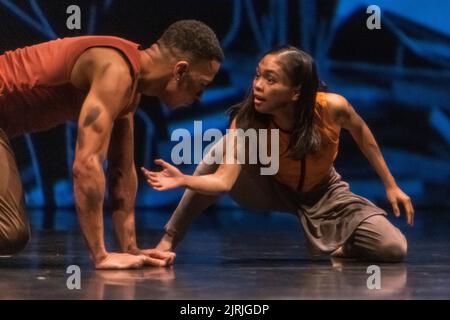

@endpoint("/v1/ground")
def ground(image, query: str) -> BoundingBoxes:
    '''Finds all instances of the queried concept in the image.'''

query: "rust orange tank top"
[270,92,340,192]
[0,36,142,138]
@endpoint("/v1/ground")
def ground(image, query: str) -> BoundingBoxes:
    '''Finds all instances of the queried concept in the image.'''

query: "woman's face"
[252,54,299,115]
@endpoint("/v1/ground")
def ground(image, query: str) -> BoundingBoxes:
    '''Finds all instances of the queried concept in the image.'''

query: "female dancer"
[143,46,413,262]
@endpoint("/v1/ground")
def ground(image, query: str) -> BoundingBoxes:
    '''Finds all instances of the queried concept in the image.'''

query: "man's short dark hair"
[159,20,224,63]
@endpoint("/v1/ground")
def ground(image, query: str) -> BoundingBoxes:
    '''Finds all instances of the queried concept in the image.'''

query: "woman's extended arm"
[142,159,241,196]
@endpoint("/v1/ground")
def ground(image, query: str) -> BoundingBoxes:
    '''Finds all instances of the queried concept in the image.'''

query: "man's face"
[162,59,221,108]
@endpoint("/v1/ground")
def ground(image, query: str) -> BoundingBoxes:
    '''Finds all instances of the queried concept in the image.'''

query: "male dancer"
[0,20,223,269]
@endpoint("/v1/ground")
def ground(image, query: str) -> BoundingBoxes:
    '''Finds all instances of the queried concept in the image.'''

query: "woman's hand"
[141,159,185,191]
[386,186,414,226]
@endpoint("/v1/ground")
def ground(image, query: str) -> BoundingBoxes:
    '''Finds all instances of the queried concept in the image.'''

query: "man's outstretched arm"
[107,113,176,263]
[108,113,138,253]
[73,55,167,269]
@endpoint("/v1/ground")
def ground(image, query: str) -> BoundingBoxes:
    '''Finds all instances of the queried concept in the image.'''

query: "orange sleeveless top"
[0,36,141,137]
[270,92,340,192]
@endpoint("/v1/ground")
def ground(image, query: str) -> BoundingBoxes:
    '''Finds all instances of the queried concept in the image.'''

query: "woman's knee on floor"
[372,215,407,262]
[373,231,407,262]
[349,215,408,263]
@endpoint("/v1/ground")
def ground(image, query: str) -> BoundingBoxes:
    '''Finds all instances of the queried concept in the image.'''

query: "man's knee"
[0,226,30,255]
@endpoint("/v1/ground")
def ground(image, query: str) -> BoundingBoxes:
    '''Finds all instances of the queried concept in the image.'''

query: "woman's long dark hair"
[229,46,321,159]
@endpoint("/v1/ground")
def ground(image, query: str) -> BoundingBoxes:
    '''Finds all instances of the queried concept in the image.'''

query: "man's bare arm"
[108,113,139,253]
[72,52,167,268]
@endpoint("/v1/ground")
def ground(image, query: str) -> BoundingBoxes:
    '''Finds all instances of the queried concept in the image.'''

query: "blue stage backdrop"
[0,0,449,213]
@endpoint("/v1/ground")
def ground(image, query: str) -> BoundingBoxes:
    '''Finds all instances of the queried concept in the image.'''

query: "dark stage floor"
[0,208,449,300]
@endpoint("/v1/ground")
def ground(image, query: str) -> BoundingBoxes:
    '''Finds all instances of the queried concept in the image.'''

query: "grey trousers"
[0,128,29,255]
[165,154,407,263]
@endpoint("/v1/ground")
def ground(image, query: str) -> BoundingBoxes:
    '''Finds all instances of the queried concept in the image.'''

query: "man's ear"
[174,61,189,81]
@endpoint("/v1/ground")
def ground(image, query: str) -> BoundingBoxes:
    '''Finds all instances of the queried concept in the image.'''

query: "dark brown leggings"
[0,129,29,255]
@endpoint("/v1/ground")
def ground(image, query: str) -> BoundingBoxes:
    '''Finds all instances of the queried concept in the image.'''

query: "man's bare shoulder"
[71,47,132,90]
